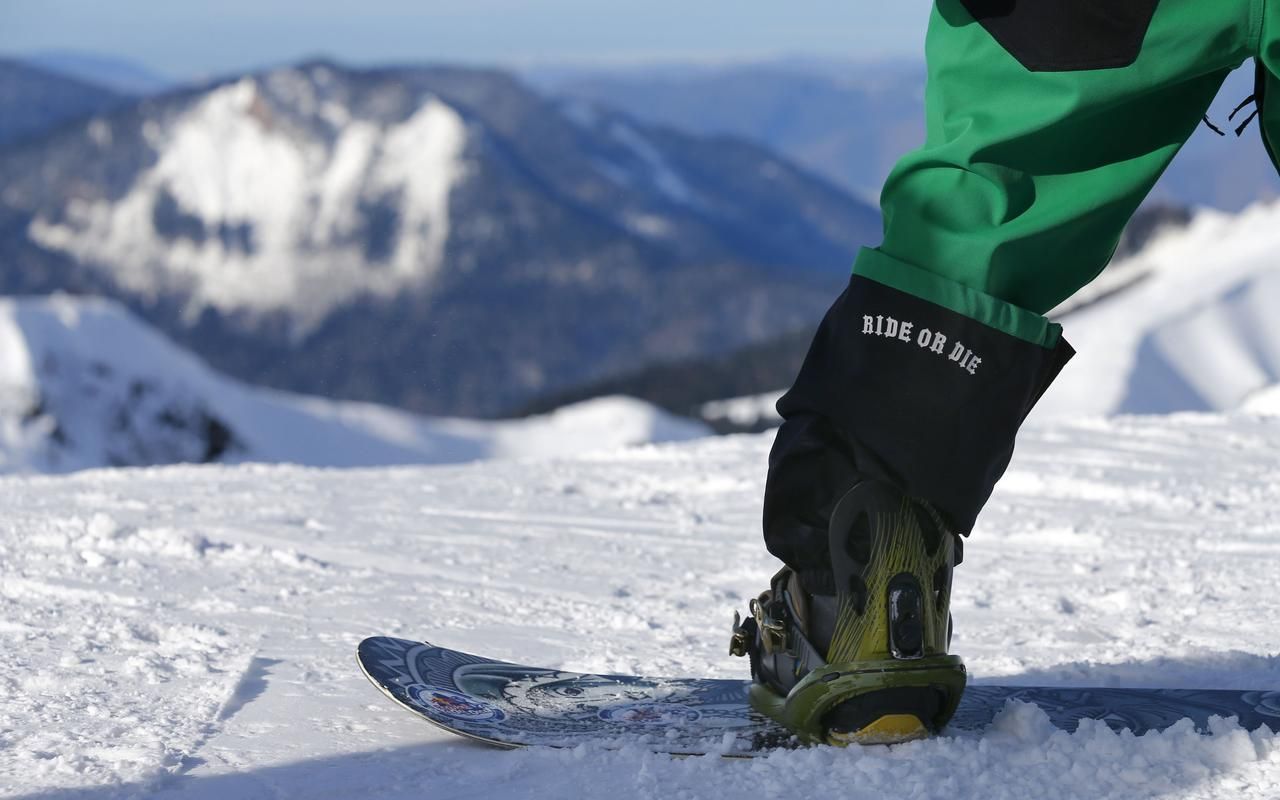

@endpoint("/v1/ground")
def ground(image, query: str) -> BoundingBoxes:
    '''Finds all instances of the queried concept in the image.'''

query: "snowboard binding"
[731,481,966,745]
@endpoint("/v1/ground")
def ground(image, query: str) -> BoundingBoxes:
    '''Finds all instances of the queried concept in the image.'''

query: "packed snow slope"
[2,409,1279,799]
[1042,201,1280,417]
[0,294,709,473]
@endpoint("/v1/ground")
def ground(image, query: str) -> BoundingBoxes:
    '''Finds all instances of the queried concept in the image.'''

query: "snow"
[621,211,675,239]
[1243,385,1280,416]
[1041,202,1280,417]
[560,98,698,207]
[700,390,784,429]
[11,166,1280,798]
[608,120,698,205]
[0,295,710,473]
[28,77,470,334]
[2,408,1279,798]
[367,100,468,282]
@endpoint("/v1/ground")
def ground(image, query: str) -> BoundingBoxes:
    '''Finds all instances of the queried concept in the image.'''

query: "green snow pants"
[766,0,1280,586]
[864,0,1274,345]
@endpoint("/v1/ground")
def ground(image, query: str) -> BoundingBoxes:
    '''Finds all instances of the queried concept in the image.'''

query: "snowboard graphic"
[358,636,1280,756]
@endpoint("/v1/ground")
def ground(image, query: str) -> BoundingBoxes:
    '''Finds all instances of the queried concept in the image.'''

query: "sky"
[0,0,934,80]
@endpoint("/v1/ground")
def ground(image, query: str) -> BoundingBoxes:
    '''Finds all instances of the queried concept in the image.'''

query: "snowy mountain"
[0,60,880,416]
[2,406,1279,797]
[539,57,1278,212]
[0,294,709,473]
[0,58,125,147]
[1040,201,1280,417]
[530,59,928,205]
[23,51,174,95]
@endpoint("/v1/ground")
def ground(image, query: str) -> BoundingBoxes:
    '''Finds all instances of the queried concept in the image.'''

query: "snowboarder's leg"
[735,0,1255,745]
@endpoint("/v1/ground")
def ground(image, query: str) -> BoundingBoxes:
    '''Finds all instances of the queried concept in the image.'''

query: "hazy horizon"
[0,1,934,83]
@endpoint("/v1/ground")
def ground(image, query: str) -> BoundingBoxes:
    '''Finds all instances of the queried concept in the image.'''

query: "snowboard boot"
[730,480,966,745]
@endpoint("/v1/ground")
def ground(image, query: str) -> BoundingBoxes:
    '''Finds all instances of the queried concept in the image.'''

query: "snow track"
[2,411,1280,798]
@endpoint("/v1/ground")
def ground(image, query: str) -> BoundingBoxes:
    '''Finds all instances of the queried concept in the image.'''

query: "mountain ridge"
[539,58,1279,212]
[0,57,127,148]
[0,59,880,416]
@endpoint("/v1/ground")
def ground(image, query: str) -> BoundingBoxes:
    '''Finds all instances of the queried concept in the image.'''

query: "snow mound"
[700,390,784,429]
[1042,202,1280,417]
[0,294,710,473]
[1242,384,1280,416]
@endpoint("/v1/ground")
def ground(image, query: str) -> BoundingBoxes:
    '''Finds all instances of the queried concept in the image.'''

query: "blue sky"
[0,0,934,79]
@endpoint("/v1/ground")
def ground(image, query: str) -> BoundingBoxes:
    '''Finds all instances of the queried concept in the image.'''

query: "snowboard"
[358,636,1280,756]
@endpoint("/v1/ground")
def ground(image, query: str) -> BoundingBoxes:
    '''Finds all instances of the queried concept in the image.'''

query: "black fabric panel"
[763,276,1073,578]
[959,0,1161,72]
[1254,59,1280,174]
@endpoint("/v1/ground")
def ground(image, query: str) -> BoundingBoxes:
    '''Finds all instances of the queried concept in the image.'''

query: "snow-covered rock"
[1039,201,1280,417]
[0,294,710,473]
[29,77,469,331]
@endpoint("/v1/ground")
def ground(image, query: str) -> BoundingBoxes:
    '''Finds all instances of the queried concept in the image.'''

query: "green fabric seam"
[853,248,1061,349]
